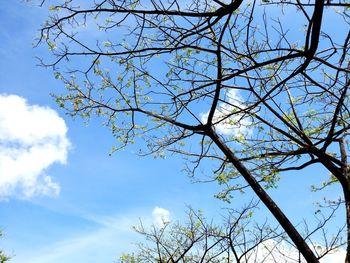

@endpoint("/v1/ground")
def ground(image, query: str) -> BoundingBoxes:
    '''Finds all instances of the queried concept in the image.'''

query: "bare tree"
[117,202,344,262]
[37,0,350,262]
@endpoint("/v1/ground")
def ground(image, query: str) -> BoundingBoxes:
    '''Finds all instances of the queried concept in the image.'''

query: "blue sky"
[0,1,346,263]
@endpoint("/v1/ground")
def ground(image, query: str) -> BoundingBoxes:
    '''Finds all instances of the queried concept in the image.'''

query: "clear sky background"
[0,1,346,263]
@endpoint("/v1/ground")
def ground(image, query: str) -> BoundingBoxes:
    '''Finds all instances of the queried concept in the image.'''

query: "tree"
[0,230,10,263]
[38,0,350,262]
[117,203,344,262]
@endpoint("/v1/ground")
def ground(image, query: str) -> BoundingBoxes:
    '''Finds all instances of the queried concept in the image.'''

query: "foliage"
[117,203,344,262]
[0,231,10,263]
[37,0,350,262]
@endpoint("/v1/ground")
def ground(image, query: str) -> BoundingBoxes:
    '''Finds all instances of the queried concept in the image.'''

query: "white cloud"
[152,206,170,227]
[251,240,345,263]
[200,89,252,136]
[0,94,70,199]
[320,248,346,263]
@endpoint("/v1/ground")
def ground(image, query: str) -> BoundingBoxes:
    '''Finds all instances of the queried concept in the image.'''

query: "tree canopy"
[0,231,10,263]
[117,203,344,262]
[38,0,350,262]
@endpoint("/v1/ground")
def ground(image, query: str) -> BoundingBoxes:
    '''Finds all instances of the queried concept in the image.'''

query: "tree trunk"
[339,137,350,263]
[343,178,350,263]
[209,131,319,263]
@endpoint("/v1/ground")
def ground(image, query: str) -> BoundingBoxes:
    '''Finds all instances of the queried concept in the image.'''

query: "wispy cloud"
[12,206,171,263]
[200,89,252,136]
[0,94,70,200]
[18,217,137,263]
